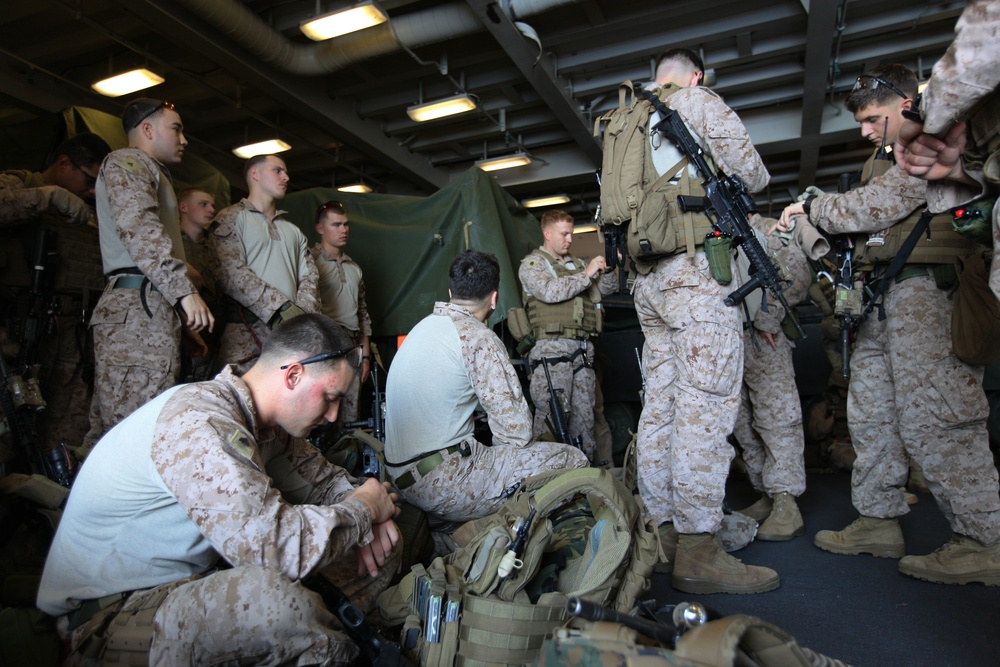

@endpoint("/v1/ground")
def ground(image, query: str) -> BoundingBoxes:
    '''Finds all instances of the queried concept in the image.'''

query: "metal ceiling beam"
[121,0,449,192]
[463,0,602,166]
[796,0,841,193]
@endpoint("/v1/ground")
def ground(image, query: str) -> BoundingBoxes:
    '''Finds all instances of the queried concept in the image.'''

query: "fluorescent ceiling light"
[337,183,372,193]
[572,224,598,234]
[232,139,292,159]
[407,94,477,122]
[475,152,532,172]
[300,2,388,41]
[91,68,164,97]
[523,194,570,208]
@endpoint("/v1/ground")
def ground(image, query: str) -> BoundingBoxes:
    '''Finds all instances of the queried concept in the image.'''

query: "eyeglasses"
[70,159,99,189]
[280,345,363,370]
[851,75,908,101]
[130,101,176,130]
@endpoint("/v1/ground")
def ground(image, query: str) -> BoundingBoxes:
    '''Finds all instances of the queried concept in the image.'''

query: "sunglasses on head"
[851,75,907,101]
[280,345,363,370]
[131,101,176,130]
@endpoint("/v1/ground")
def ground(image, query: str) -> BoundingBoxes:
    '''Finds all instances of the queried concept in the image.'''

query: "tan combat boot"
[737,495,773,522]
[898,535,1000,585]
[757,492,805,541]
[655,523,679,573]
[814,516,905,558]
[671,533,780,594]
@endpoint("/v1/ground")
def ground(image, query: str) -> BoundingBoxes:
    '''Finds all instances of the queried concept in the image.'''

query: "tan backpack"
[378,467,658,666]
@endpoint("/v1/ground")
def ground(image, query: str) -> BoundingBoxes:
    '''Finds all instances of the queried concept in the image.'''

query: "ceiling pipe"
[173,0,580,76]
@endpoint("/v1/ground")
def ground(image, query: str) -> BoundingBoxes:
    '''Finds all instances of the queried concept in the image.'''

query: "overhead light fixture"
[91,68,164,97]
[475,151,532,172]
[232,139,292,159]
[572,224,598,234]
[337,183,372,193]
[523,194,570,208]
[407,94,477,122]
[300,1,388,41]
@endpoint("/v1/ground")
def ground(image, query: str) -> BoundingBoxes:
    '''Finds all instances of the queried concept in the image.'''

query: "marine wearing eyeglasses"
[84,98,216,449]
[0,132,111,463]
[770,63,999,583]
[38,313,401,665]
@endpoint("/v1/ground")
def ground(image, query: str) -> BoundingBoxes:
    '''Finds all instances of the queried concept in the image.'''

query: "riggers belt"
[594,81,716,275]
[852,150,975,268]
[523,251,604,341]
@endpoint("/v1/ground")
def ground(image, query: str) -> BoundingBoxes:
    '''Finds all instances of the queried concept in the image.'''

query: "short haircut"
[449,250,500,302]
[122,98,168,134]
[655,48,704,77]
[52,133,111,169]
[176,187,213,203]
[540,209,573,229]
[243,154,279,185]
[316,200,346,225]
[259,313,355,373]
[845,63,918,113]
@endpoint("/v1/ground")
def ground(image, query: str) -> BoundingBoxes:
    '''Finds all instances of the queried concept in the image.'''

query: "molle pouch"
[780,308,803,342]
[506,307,531,342]
[572,297,585,326]
[704,234,733,285]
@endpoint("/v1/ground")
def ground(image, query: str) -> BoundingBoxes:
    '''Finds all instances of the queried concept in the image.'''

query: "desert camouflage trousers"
[733,329,806,497]
[632,253,743,534]
[84,286,180,448]
[849,274,1000,545]
[67,547,401,666]
[398,436,588,524]
[215,319,270,375]
[528,338,609,465]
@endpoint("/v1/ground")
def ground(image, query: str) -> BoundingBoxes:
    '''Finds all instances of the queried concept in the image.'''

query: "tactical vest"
[0,170,105,298]
[523,250,603,340]
[595,82,716,275]
[96,148,185,275]
[851,150,974,268]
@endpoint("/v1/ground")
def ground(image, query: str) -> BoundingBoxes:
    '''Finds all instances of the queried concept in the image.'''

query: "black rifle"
[566,596,682,648]
[305,575,413,667]
[344,354,385,478]
[636,87,794,319]
[541,358,581,449]
[600,208,629,294]
[1,228,72,487]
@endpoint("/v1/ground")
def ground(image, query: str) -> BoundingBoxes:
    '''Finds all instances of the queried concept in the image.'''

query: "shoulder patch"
[228,431,254,460]
[113,157,142,174]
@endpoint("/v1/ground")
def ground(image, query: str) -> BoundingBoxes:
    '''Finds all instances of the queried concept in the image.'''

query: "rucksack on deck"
[377,467,658,666]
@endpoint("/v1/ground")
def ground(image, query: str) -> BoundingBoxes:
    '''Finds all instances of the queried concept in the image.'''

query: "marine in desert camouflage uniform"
[891,0,1000,585]
[777,63,1000,585]
[85,99,214,447]
[37,314,401,665]
[732,224,813,541]
[311,200,372,423]
[385,250,587,526]
[177,187,219,382]
[519,209,618,466]
[208,154,319,372]
[630,49,778,594]
[0,133,110,461]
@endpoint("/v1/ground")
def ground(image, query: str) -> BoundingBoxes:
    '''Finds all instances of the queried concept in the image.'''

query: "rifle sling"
[860,210,934,323]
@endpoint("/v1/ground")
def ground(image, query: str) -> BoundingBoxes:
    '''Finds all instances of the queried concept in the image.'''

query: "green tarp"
[282,168,542,336]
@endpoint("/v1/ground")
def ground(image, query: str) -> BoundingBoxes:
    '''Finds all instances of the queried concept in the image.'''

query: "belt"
[393,444,466,490]
[110,275,158,292]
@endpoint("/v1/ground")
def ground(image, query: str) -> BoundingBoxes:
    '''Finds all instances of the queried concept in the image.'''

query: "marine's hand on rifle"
[179,292,215,333]
[356,519,400,577]
[756,329,778,351]
[586,255,608,279]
